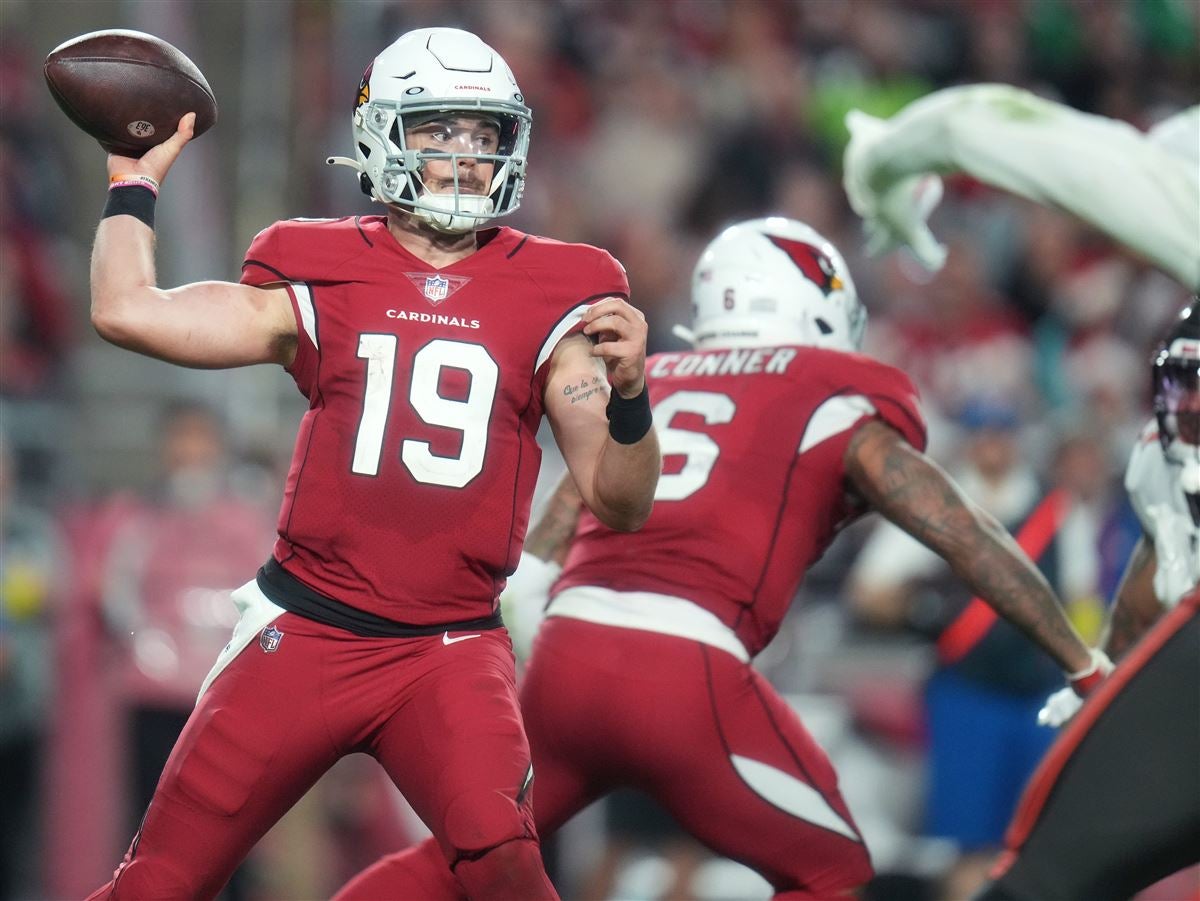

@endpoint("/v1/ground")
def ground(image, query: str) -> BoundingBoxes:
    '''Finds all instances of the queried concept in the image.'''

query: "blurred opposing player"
[336,218,1101,901]
[842,84,1200,289]
[975,300,1200,901]
[842,80,1200,901]
[85,27,659,901]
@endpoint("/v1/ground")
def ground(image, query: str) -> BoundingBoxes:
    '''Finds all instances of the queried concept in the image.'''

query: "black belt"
[257,558,503,638]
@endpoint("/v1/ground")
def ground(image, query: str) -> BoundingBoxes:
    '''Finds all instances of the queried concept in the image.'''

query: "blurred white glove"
[843,109,948,272]
[1037,686,1083,728]
[1037,648,1114,727]
[500,552,561,660]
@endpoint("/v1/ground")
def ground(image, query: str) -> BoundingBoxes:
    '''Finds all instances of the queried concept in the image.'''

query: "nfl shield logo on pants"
[423,275,450,303]
[260,625,283,653]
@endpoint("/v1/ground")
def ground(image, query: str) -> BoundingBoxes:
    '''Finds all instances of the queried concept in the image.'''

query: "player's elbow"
[594,496,654,533]
[90,301,125,344]
[90,294,144,349]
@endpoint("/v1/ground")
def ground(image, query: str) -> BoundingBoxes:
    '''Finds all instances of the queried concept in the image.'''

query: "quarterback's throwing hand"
[106,112,196,186]
[583,297,648,399]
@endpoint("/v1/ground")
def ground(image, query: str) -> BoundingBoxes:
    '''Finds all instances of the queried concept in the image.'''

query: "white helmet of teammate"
[1153,297,1200,493]
[327,28,531,233]
[679,217,866,352]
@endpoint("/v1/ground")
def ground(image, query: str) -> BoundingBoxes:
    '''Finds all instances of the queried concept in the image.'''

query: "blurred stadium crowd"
[1,1,1196,900]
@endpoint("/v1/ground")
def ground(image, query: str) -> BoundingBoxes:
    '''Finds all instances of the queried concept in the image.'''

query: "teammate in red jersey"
[85,27,659,901]
[335,217,1102,901]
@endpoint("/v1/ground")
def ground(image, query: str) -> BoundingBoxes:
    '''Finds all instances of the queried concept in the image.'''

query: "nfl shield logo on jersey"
[424,275,450,303]
[260,625,284,653]
[404,272,472,305]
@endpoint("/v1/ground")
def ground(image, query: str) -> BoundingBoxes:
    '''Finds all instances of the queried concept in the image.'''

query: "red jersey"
[556,345,926,657]
[240,215,627,625]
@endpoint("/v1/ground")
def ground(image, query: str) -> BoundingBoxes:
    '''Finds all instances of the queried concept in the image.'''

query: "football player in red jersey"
[334,218,1102,901]
[85,27,659,901]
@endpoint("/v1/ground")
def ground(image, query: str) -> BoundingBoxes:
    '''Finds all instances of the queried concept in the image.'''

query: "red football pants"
[87,612,554,900]
[337,616,873,900]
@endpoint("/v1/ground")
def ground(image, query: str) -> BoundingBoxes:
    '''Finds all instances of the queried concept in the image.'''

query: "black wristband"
[102,185,156,229]
[606,384,653,444]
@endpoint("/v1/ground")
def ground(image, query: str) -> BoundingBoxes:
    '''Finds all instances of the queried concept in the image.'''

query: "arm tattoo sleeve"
[524,475,584,564]
[845,420,1089,672]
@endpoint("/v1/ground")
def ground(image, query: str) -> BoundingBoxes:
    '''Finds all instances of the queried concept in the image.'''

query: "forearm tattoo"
[524,476,583,563]
[846,421,1084,670]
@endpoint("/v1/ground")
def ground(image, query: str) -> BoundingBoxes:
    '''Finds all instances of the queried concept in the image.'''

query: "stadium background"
[1,1,1196,899]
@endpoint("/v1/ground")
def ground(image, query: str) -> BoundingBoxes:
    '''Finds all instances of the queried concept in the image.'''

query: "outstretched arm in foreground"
[843,85,1200,288]
[92,112,297,368]
[844,420,1094,675]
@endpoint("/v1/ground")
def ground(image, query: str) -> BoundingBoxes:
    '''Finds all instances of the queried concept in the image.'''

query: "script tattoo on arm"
[1102,536,1164,661]
[844,420,1089,672]
[524,475,584,564]
[562,374,607,406]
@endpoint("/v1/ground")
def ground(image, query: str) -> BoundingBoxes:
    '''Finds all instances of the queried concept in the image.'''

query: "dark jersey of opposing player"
[556,345,926,657]
[240,215,627,625]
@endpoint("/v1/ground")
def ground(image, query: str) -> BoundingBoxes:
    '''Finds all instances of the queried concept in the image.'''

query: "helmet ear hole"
[814,318,834,336]
[358,173,374,197]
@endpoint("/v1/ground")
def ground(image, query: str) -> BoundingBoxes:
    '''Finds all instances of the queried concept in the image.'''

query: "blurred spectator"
[0,40,74,235]
[73,401,273,899]
[0,228,73,398]
[0,433,62,900]
[94,402,276,835]
[848,403,1136,900]
[0,39,76,399]
[867,242,1037,426]
[605,218,695,354]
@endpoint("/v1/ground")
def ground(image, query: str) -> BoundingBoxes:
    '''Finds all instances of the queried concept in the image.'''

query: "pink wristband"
[109,173,160,197]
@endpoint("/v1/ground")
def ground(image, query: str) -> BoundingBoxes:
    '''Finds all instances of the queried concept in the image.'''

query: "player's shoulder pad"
[250,215,365,247]
[803,347,927,448]
[242,215,371,284]
[508,233,629,304]
[806,347,919,393]
[509,233,626,277]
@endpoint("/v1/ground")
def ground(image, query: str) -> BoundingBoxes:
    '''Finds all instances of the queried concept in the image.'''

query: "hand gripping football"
[44,29,217,156]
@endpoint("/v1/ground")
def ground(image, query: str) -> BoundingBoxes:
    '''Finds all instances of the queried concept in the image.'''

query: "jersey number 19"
[352,334,498,488]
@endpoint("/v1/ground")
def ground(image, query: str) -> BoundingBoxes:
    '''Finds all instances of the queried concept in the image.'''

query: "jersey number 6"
[352,334,499,488]
[653,390,736,501]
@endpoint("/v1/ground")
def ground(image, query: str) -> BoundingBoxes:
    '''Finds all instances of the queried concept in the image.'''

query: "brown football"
[44,29,217,156]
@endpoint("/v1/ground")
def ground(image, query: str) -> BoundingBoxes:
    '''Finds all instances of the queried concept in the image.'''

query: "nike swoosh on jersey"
[442,632,482,645]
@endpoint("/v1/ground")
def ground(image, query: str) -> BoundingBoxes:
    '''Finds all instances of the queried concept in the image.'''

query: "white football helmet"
[327,28,531,233]
[678,217,866,352]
